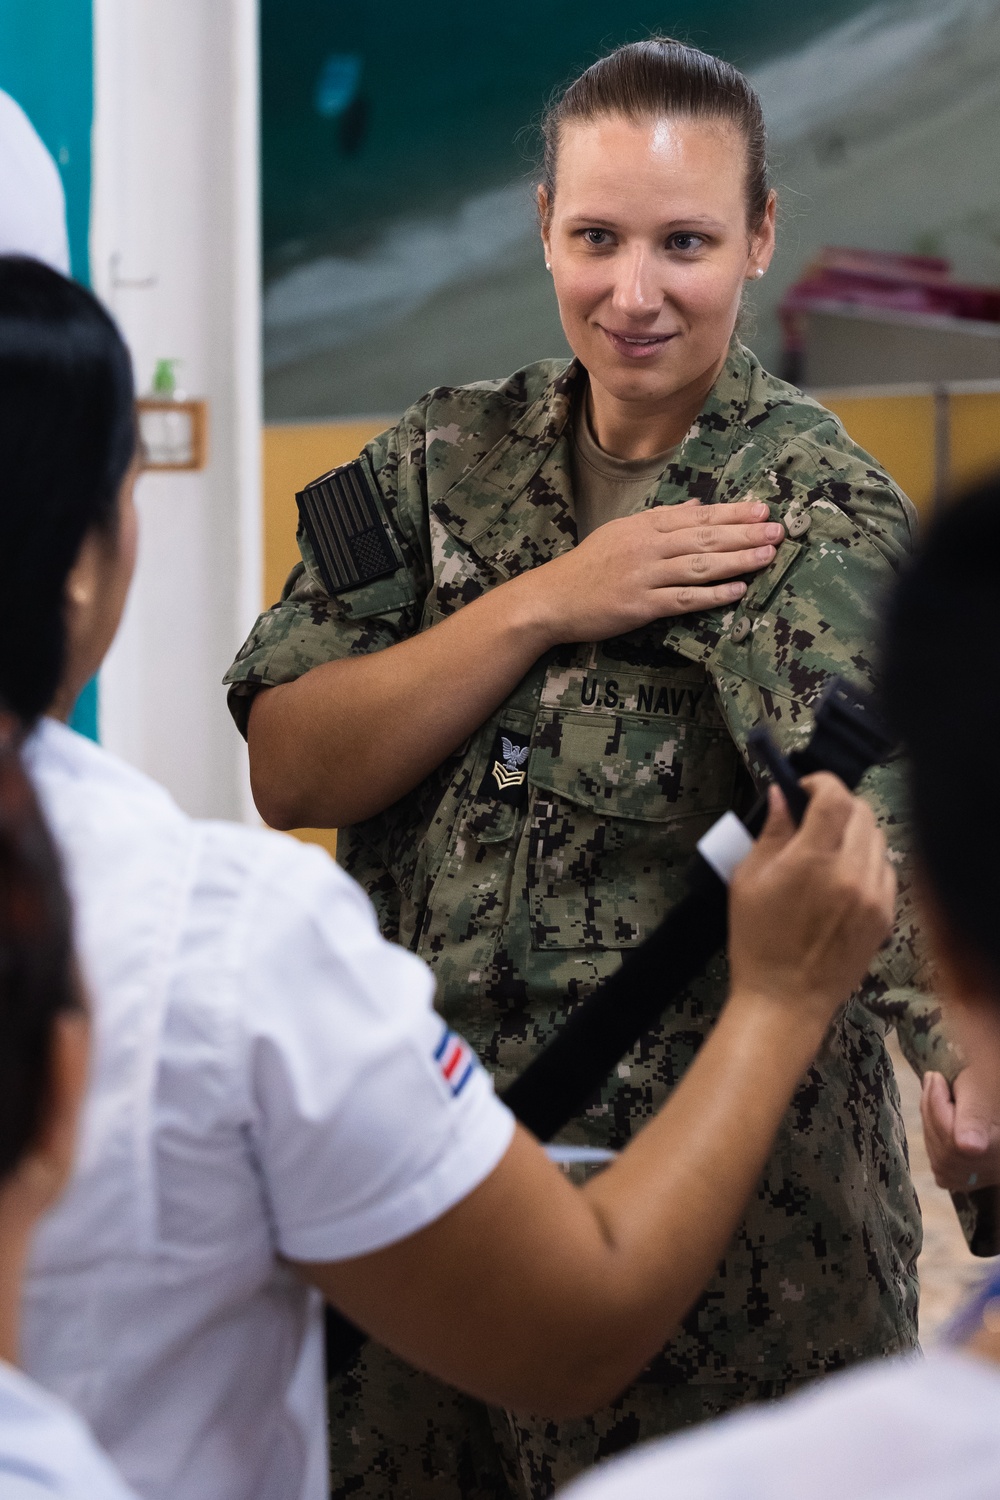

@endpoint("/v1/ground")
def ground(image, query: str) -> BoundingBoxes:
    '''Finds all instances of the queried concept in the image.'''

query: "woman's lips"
[601,327,677,359]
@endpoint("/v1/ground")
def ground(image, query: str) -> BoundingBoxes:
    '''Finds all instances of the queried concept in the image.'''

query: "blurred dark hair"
[881,479,1000,984]
[0,710,78,1184]
[0,257,135,724]
[539,37,770,231]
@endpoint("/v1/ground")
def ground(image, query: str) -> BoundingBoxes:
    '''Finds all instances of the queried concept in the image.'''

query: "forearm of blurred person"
[296,776,895,1415]
[247,502,777,830]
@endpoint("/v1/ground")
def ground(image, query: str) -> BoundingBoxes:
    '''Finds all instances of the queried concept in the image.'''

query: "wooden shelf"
[137,398,208,471]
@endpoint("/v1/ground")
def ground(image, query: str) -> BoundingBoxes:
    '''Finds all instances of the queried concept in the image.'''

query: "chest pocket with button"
[525,657,740,951]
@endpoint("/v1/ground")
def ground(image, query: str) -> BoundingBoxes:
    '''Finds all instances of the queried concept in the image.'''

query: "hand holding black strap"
[500,677,892,1139]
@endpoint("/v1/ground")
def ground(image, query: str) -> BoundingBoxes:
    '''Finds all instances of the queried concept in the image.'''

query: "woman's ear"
[537,184,553,268]
[64,531,103,613]
[52,468,139,722]
[48,532,110,722]
[750,190,777,277]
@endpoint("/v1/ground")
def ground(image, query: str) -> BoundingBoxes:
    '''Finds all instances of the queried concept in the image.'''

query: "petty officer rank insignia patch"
[296,455,399,595]
[434,1024,476,1098]
[478,729,531,808]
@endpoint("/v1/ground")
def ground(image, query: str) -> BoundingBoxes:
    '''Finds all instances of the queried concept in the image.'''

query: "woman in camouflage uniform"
[227,37,967,1500]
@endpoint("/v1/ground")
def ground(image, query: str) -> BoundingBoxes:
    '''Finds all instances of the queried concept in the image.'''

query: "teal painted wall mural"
[261,0,1000,421]
[0,0,97,738]
[0,0,93,282]
[260,0,875,419]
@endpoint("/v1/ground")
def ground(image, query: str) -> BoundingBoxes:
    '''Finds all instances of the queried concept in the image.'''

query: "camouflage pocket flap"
[462,797,519,844]
[297,522,417,621]
[331,569,418,621]
[528,709,736,824]
[740,538,802,614]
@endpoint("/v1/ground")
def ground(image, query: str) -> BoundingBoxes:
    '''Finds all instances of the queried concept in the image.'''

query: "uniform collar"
[431,361,578,547]
[650,338,754,508]
[430,341,758,614]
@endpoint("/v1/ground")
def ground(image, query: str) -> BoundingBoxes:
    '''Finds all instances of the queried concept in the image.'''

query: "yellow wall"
[264,419,389,610]
[262,419,387,858]
[817,386,1000,518]
[818,392,937,514]
[949,392,1000,495]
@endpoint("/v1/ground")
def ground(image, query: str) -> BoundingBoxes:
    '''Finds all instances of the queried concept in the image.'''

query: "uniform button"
[786,510,812,538]
[730,616,751,644]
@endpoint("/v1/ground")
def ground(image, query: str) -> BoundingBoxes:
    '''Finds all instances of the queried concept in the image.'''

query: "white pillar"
[90,0,262,821]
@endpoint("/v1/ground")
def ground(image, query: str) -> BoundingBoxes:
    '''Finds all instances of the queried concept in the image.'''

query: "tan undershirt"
[570,393,679,540]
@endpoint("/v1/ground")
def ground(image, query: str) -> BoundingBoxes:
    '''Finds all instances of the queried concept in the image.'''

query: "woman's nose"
[611,247,661,318]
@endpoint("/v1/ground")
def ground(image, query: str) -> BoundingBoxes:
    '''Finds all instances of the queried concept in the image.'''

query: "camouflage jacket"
[227,342,961,1384]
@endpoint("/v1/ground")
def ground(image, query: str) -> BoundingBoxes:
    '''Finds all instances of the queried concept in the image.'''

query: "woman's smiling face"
[541,113,775,420]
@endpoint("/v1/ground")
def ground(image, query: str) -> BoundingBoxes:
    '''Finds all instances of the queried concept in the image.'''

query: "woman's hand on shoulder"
[511,500,784,646]
[727,773,896,1036]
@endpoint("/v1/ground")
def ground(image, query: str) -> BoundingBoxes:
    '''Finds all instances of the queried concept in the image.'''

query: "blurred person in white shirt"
[0,90,70,273]
[0,715,138,1499]
[0,255,895,1500]
[561,479,1000,1500]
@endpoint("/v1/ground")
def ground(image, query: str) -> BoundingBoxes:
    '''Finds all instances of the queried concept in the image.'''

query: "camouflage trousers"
[328,1341,806,1500]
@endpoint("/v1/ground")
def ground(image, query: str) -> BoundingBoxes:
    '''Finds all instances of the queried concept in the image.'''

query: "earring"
[754,267,764,279]
[545,261,552,271]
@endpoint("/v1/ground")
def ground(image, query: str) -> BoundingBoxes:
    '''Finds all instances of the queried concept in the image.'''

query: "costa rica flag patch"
[434,1025,475,1098]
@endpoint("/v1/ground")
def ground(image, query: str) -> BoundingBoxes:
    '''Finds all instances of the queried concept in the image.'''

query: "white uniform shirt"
[21,720,515,1500]
[561,1349,1000,1500]
[0,1359,137,1499]
[0,91,70,272]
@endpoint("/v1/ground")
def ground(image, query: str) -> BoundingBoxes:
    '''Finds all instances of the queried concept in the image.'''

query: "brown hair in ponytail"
[540,37,770,231]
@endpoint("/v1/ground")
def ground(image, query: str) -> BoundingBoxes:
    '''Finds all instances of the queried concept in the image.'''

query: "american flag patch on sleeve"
[296,455,399,596]
[433,1025,476,1098]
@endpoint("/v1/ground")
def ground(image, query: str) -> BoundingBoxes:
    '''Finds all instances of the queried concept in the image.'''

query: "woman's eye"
[583,228,611,246]
[669,232,705,252]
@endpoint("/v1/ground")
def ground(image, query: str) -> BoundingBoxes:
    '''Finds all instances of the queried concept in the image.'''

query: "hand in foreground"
[921,1066,1000,1192]
[727,773,896,1033]
[521,499,784,645]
